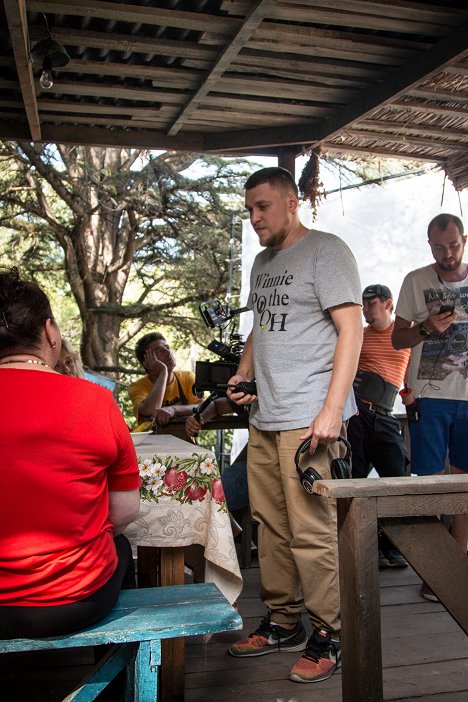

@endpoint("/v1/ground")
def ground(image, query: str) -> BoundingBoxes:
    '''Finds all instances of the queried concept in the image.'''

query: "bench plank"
[0,583,242,702]
[0,583,242,653]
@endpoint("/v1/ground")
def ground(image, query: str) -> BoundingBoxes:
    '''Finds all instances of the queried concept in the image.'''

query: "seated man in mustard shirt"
[128,332,202,430]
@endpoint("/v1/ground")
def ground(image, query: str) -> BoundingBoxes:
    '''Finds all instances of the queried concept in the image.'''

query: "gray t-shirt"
[247,229,362,431]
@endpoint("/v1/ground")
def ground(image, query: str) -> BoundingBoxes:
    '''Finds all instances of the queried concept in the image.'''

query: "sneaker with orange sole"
[289,627,341,683]
[228,613,307,657]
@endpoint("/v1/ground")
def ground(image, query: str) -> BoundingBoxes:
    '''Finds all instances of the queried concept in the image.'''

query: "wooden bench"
[0,582,242,702]
[312,474,468,702]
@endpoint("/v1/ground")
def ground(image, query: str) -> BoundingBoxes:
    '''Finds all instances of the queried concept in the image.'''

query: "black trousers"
[348,401,408,479]
[0,534,135,639]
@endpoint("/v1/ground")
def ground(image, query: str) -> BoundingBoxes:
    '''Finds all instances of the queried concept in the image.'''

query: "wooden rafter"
[167,0,279,136]
[0,0,467,189]
[204,20,468,152]
[4,0,40,140]
[27,0,239,34]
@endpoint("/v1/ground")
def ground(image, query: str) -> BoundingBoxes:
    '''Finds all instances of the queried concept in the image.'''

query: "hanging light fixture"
[30,36,70,90]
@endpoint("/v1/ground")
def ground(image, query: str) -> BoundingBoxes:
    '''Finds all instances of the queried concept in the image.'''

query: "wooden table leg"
[160,547,185,702]
[136,546,185,702]
[137,546,160,587]
[338,497,383,702]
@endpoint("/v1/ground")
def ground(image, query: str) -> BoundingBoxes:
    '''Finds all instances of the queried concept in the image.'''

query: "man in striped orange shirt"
[348,284,411,567]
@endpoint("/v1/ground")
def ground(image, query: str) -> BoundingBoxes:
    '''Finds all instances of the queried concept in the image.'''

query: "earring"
[51,340,57,348]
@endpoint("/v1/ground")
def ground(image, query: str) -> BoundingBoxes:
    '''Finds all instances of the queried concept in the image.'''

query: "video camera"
[194,335,244,393]
[194,298,248,393]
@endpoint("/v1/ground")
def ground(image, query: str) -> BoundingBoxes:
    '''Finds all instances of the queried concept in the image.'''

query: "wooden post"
[276,146,299,176]
[160,548,185,702]
[338,497,383,702]
[136,546,186,702]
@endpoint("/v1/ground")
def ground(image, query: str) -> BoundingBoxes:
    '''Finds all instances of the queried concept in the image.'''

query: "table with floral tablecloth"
[125,432,243,605]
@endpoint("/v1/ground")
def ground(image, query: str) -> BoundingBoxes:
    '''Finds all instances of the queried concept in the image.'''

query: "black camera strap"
[173,372,189,405]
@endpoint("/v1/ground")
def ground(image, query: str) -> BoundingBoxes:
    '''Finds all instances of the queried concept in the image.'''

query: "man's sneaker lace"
[228,614,307,657]
[289,627,341,683]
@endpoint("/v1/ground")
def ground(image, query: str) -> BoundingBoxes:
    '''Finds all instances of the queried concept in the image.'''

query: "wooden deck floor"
[1,556,467,701]
[185,556,468,702]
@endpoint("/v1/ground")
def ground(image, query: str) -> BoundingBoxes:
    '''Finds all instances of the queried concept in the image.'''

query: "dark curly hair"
[135,332,166,365]
[0,267,53,353]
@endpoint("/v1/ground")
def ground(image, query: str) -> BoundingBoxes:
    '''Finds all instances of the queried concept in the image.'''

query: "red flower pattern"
[138,453,227,511]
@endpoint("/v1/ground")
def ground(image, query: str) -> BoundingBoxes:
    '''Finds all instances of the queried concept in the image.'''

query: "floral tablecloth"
[124,433,243,604]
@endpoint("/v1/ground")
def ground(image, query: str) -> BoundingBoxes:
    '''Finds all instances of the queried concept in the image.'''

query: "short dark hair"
[428,213,464,239]
[0,267,53,353]
[135,332,166,365]
[244,167,298,197]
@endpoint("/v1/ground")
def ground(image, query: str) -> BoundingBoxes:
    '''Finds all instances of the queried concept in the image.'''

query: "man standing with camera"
[392,213,468,599]
[348,284,411,568]
[227,167,362,684]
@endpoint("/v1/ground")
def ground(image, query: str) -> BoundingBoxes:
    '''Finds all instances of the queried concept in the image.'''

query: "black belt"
[358,399,392,415]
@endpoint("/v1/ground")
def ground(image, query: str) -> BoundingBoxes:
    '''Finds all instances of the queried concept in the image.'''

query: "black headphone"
[295,436,352,495]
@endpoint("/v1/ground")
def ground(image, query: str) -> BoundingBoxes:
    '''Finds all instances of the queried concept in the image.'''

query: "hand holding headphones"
[295,436,352,494]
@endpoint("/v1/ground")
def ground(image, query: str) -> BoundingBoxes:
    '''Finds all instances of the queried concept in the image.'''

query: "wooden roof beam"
[204,20,468,152]
[167,0,279,136]
[35,101,163,118]
[38,123,204,151]
[321,141,446,164]
[444,63,468,78]
[343,128,468,151]
[4,0,40,141]
[408,87,468,104]
[27,0,239,35]
[362,119,468,140]
[35,79,183,104]
[0,118,34,140]
[386,99,468,118]
[264,0,464,34]
[46,26,218,62]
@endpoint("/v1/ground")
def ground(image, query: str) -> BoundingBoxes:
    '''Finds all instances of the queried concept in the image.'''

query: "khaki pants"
[247,424,344,635]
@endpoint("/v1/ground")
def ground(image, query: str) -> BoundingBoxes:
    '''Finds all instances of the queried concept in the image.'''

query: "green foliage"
[0,143,253,373]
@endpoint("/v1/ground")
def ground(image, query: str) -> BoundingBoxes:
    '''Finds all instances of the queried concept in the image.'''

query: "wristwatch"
[418,321,431,337]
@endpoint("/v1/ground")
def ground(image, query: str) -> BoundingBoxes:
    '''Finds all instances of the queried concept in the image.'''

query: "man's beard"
[438,256,463,271]
[260,229,287,249]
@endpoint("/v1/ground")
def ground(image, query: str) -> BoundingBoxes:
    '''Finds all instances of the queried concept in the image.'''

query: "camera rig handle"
[193,390,224,422]
[218,381,257,396]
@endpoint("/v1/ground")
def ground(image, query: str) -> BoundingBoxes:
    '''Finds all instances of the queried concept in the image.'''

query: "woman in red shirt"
[0,267,141,638]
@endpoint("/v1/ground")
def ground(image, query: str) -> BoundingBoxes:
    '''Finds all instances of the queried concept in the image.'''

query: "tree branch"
[19,142,84,215]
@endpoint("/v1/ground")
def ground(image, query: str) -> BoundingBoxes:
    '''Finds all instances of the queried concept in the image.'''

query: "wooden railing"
[312,475,468,702]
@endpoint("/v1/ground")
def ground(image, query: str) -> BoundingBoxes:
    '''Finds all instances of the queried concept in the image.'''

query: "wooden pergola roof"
[2,0,468,189]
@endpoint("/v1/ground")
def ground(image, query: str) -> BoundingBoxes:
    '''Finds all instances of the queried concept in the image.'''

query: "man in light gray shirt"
[227,167,362,684]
